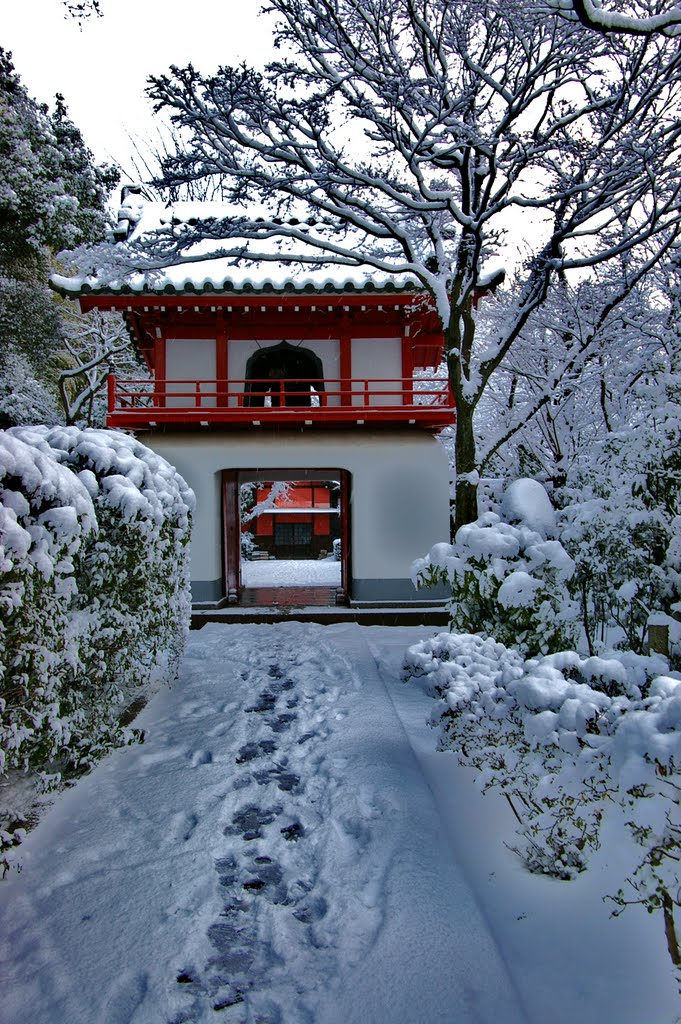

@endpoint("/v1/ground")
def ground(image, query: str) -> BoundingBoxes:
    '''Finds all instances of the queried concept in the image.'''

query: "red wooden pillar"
[107,372,116,413]
[339,469,351,602]
[402,329,414,404]
[154,334,166,408]
[222,470,241,603]
[216,327,228,406]
[340,329,352,405]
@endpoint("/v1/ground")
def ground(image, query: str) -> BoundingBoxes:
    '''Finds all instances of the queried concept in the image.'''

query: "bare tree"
[58,309,143,426]
[66,0,681,526]
[476,251,680,487]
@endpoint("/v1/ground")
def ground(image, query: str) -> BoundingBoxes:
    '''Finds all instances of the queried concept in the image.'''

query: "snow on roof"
[52,195,426,299]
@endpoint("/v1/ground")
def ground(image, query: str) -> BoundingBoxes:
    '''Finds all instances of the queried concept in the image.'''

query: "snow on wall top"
[51,195,425,299]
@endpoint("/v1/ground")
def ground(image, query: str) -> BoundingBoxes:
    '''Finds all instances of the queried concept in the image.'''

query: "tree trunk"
[445,285,480,532]
[453,395,478,531]
[663,890,681,969]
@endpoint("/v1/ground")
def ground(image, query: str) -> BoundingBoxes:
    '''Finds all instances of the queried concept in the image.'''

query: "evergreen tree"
[0,49,118,425]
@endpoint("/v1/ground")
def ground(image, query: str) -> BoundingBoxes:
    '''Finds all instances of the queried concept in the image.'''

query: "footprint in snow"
[215,854,239,887]
[235,738,277,764]
[246,691,278,714]
[207,920,255,973]
[181,700,212,719]
[190,749,212,767]
[269,712,297,733]
[253,765,302,793]
[293,896,328,924]
[212,989,246,1013]
[205,720,231,739]
[169,811,199,844]
[242,856,284,896]
[224,804,283,841]
[137,746,184,770]
[280,821,305,842]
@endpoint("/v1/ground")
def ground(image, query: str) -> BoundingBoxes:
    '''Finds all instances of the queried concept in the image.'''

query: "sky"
[3,0,541,269]
[3,0,278,177]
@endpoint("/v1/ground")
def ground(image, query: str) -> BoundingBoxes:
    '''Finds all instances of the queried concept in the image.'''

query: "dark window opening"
[244,341,324,407]
[274,521,313,547]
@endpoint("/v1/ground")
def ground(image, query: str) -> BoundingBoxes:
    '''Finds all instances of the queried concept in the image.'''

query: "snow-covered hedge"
[404,632,681,951]
[413,481,577,656]
[0,427,194,832]
[560,485,681,663]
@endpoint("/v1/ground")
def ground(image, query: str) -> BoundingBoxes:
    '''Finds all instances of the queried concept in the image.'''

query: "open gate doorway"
[222,469,351,607]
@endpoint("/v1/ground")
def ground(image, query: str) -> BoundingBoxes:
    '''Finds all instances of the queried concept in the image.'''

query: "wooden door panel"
[222,470,240,603]
[340,469,351,602]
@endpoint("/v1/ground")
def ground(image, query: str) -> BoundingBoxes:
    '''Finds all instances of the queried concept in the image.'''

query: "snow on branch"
[546,0,681,37]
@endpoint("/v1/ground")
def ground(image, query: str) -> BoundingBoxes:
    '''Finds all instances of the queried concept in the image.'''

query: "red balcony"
[106,375,455,431]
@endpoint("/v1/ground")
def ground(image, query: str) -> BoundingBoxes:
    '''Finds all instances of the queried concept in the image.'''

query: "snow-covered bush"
[404,632,681,963]
[333,538,341,561]
[404,633,614,876]
[557,364,681,662]
[0,433,98,778]
[0,427,194,870]
[10,425,195,696]
[414,481,577,657]
[560,492,674,657]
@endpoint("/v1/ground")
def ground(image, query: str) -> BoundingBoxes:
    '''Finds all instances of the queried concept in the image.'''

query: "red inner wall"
[249,483,335,537]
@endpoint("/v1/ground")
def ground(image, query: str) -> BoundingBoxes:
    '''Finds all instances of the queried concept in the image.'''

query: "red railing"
[106,375,455,429]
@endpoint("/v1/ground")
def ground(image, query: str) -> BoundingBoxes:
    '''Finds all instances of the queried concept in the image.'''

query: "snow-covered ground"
[241,559,341,588]
[0,623,676,1024]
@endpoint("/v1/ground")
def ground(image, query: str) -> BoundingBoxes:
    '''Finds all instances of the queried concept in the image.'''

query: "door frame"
[339,469,351,601]
[222,470,241,603]
[222,467,352,604]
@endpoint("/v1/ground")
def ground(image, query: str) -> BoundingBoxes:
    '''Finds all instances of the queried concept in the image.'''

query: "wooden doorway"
[222,470,240,604]
[221,468,351,606]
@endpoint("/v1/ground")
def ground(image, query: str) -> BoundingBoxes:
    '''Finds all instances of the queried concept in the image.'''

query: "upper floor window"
[244,341,324,407]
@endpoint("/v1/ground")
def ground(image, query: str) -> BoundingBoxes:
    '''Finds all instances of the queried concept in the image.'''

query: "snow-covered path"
[2,622,676,1024]
[0,623,528,1024]
[241,559,341,588]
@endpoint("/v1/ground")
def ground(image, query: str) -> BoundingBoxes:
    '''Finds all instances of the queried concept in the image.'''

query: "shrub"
[560,491,677,659]
[414,508,578,657]
[14,426,195,691]
[0,433,98,779]
[0,427,194,872]
[404,632,681,971]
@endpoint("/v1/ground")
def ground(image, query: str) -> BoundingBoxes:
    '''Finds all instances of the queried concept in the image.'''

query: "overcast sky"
[3,0,277,177]
[4,1,541,267]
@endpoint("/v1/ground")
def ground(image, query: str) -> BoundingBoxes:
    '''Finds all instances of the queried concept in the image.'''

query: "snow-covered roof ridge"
[50,269,424,298]
[52,194,427,298]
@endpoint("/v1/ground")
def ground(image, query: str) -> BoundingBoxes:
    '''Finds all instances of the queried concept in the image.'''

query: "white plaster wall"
[351,338,402,406]
[165,338,217,408]
[140,430,450,590]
